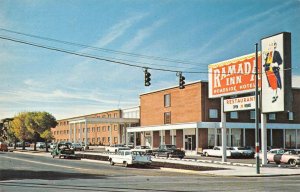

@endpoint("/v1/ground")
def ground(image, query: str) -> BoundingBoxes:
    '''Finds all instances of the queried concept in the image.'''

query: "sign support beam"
[221,97,227,162]
[255,43,260,174]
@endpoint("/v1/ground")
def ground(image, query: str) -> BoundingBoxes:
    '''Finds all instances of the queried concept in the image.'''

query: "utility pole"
[255,43,260,174]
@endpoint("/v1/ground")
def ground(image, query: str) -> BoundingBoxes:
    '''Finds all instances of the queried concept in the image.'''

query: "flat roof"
[140,80,207,96]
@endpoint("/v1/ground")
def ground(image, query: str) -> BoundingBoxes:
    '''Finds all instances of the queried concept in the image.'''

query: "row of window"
[53,125,119,135]
[57,113,120,127]
[209,109,294,120]
[54,137,118,143]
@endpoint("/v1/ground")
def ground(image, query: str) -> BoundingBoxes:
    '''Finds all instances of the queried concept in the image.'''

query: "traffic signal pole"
[255,43,260,174]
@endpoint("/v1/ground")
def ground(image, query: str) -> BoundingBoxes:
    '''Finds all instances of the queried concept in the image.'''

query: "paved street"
[1,152,300,191]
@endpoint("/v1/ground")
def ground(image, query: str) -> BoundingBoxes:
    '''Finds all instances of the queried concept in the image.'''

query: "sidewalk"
[11,150,300,177]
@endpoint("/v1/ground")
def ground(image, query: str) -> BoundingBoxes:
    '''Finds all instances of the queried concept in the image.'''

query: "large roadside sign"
[261,32,292,113]
[208,53,261,98]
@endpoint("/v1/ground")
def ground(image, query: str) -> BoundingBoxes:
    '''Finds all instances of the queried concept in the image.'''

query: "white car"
[132,145,153,155]
[36,142,46,149]
[231,146,254,158]
[105,144,130,152]
[202,146,239,157]
[108,150,151,167]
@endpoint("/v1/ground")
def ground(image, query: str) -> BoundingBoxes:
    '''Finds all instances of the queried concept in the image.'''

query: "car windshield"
[165,145,176,149]
[141,146,150,149]
[237,147,246,150]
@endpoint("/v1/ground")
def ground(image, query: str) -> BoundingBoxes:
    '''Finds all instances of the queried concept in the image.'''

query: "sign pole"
[255,43,260,174]
[221,97,227,162]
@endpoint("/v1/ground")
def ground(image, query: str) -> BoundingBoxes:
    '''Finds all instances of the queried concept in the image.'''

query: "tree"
[10,112,33,150]
[26,112,57,151]
[40,129,54,152]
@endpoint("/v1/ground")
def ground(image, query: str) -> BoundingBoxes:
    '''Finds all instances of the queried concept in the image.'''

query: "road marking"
[0,156,93,172]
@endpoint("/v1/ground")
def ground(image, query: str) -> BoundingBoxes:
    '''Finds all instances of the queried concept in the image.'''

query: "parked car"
[50,143,57,150]
[152,144,185,159]
[126,143,134,149]
[132,145,153,155]
[51,142,75,159]
[71,143,83,151]
[108,150,151,167]
[25,142,31,147]
[0,142,8,152]
[36,142,46,149]
[232,146,254,158]
[266,148,300,166]
[202,146,240,158]
[105,144,130,152]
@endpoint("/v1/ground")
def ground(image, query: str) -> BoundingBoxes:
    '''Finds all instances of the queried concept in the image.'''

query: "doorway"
[185,135,196,150]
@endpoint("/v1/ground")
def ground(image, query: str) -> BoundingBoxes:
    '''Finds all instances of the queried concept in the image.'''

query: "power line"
[0,35,205,74]
[0,35,293,75]
[0,27,208,68]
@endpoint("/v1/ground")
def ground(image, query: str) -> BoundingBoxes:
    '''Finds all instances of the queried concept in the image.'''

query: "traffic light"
[144,69,151,86]
[179,73,185,89]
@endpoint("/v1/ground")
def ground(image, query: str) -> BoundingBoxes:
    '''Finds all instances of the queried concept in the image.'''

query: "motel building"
[51,107,140,146]
[127,81,300,154]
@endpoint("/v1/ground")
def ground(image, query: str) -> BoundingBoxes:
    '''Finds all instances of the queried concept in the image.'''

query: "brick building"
[128,81,300,154]
[51,107,140,146]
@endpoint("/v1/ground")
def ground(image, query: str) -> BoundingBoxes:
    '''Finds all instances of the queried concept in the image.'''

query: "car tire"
[166,153,169,158]
[110,160,114,166]
[289,159,297,166]
[52,155,55,158]
[155,153,159,158]
[59,155,61,159]
[205,152,208,157]
[124,161,128,167]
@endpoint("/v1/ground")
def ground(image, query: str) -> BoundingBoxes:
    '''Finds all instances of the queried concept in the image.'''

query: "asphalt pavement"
[1,151,300,191]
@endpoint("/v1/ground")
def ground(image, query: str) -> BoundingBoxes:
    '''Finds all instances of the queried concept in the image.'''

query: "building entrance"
[185,135,196,150]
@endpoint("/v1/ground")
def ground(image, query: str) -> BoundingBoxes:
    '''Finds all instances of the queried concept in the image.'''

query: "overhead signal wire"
[0,35,293,75]
[0,27,208,68]
[0,35,206,74]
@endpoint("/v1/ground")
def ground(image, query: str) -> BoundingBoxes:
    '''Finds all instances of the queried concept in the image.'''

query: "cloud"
[95,13,147,48]
[122,19,167,51]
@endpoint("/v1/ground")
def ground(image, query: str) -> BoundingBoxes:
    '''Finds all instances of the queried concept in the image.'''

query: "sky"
[0,0,299,120]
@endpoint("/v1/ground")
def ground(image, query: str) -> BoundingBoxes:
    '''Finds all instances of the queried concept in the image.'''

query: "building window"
[288,112,293,121]
[97,127,100,132]
[230,112,238,119]
[87,128,90,132]
[108,126,110,131]
[114,125,118,131]
[164,112,171,124]
[92,138,95,143]
[97,137,100,142]
[102,126,106,131]
[108,137,110,142]
[250,111,255,120]
[164,94,171,107]
[269,113,276,120]
[102,137,106,142]
[92,127,95,132]
[114,137,118,143]
[209,109,218,119]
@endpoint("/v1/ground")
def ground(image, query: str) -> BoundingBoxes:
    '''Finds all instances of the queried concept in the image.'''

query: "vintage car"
[51,142,75,159]
[0,142,8,152]
[105,144,130,152]
[152,144,185,159]
[202,146,240,158]
[71,143,83,151]
[232,146,254,158]
[108,150,151,167]
[266,148,300,166]
[131,145,153,155]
